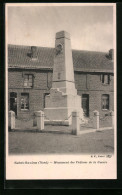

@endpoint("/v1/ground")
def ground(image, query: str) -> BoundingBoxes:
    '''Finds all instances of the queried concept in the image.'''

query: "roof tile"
[8,44,113,72]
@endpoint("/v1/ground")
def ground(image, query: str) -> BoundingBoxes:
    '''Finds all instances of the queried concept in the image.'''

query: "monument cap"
[56,31,70,39]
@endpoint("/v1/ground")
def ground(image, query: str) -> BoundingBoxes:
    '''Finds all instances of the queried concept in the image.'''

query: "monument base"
[44,107,84,126]
[44,120,69,126]
[44,87,84,126]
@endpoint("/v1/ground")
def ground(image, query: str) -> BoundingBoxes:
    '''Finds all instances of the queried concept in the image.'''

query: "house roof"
[8,44,114,73]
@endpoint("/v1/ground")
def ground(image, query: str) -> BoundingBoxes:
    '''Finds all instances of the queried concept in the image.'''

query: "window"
[24,74,33,88]
[21,93,29,110]
[101,74,110,84]
[102,94,109,110]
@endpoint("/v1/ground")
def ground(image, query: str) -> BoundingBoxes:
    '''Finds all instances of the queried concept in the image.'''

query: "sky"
[7,4,115,52]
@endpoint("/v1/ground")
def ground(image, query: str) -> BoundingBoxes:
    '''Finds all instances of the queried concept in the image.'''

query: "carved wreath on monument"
[55,43,63,55]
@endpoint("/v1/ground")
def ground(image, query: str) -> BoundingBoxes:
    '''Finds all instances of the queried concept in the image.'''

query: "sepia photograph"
[6,3,116,179]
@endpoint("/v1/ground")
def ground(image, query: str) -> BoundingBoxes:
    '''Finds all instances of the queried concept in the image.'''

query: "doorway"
[10,92,17,116]
[44,93,50,108]
[82,94,89,117]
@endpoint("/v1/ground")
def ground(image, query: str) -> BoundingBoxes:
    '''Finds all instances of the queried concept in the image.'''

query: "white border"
[5,3,117,180]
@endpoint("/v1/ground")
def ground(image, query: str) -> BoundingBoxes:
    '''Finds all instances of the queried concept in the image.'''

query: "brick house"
[8,44,114,127]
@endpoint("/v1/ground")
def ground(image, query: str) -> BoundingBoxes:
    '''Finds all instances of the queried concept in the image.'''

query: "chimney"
[109,49,114,60]
[31,46,37,59]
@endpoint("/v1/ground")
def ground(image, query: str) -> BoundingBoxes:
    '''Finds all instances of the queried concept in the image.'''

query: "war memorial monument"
[44,31,84,125]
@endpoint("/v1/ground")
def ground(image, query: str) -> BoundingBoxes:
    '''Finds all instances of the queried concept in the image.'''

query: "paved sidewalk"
[11,122,113,135]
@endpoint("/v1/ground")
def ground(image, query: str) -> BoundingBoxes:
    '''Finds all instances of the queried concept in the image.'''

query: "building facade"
[8,44,114,127]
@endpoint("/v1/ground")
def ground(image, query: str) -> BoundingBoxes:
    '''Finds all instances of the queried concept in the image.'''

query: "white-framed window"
[24,74,33,88]
[21,93,29,110]
[101,74,110,84]
[101,94,109,110]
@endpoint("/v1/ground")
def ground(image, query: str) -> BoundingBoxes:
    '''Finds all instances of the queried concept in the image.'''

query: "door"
[44,93,50,108]
[10,92,17,116]
[82,94,89,117]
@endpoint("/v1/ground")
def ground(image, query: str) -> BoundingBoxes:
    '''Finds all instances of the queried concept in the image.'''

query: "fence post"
[93,110,99,129]
[8,110,15,130]
[35,111,44,130]
[110,110,114,128]
[72,111,80,135]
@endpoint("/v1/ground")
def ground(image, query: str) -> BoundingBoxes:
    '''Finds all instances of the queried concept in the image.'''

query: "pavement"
[8,126,114,154]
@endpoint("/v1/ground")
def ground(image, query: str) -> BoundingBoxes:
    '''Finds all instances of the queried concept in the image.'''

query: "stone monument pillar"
[44,31,84,125]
